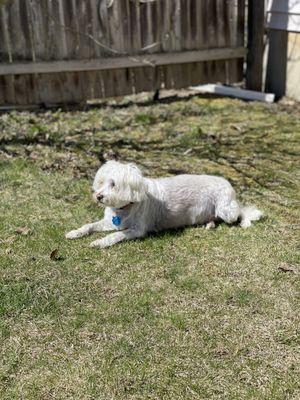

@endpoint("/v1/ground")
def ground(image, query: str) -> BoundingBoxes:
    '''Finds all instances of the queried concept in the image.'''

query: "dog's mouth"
[114,202,134,211]
[97,198,108,207]
[106,201,134,210]
[96,196,134,210]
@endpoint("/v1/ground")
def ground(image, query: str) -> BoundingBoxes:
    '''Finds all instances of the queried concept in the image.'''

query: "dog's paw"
[240,220,252,229]
[205,221,216,230]
[90,238,110,249]
[65,229,84,239]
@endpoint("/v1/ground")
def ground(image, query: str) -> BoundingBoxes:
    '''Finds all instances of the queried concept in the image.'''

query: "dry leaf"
[15,226,31,235]
[50,248,64,261]
[50,248,59,260]
[230,124,242,132]
[183,148,193,156]
[278,264,295,273]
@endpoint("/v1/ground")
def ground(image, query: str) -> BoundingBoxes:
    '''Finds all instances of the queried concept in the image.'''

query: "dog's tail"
[239,205,263,228]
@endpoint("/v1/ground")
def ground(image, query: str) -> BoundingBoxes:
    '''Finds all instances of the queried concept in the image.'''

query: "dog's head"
[92,161,147,208]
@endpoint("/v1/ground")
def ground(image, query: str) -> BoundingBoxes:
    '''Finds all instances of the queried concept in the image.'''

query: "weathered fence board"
[0,0,246,106]
[246,0,265,91]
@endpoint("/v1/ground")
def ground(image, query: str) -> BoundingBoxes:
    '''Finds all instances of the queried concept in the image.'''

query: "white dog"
[66,160,263,248]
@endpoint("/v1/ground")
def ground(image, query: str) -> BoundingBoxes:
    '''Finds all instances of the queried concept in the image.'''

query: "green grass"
[0,94,299,399]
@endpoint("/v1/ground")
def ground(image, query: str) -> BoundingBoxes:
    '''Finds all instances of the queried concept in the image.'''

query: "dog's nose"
[96,193,104,201]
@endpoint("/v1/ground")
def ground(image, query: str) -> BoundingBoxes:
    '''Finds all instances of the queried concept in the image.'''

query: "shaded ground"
[0,93,299,399]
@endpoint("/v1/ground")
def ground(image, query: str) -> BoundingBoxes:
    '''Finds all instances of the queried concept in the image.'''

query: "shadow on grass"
[124,219,232,245]
[0,92,226,114]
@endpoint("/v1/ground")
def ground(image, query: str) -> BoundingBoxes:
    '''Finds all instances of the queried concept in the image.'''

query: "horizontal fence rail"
[0,47,246,76]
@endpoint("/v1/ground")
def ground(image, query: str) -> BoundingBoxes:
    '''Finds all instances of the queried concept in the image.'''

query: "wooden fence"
[0,0,246,106]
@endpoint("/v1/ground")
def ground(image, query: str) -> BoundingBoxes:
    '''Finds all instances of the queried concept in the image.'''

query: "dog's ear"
[92,167,102,191]
[128,163,141,172]
[125,164,147,202]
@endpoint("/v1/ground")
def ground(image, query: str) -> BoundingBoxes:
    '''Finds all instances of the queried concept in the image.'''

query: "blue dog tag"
[112,215,121,226]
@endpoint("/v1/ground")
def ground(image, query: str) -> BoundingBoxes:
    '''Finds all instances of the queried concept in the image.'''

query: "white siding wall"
[265,0,300,100]
[267,0,300,32]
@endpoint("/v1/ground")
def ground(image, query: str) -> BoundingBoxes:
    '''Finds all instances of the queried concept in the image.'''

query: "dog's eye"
[111,180,115,188]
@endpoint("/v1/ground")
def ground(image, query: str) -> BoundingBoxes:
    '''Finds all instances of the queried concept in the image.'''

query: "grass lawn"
[0,93,299,399]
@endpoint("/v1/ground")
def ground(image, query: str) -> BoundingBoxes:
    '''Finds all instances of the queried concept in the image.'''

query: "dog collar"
[113,202,134,212]
[112,202,134,226]
[117,202,134,211]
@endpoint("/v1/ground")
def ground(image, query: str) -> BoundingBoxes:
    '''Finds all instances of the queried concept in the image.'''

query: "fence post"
[246,0,265,91]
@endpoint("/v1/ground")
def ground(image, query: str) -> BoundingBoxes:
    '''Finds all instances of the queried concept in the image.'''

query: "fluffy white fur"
[66,160,263,248]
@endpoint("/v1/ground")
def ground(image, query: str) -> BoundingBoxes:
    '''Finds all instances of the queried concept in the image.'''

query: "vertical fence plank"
[162,0,174,88]
[233,0,246,83]
[129,0,144,94]
[189,0,205,96]
[0,10,6,62]
[202,0,217,83]
[0,77,5,104]
[105,0,133,97]
[46,0,63,60]
[1,76,16,104]
[133,0,159,93]
[23,0,37,62]
[6,0,27,61]
[180,0,201,87]
[163,0,185,89]
[224,0,237,84]
[0,3,15,104]
[89,0,102,58]
[237,0,245,47]
[26,0,47,61]
[98,0,116,98]
[0,5,13,62]
[76,0,94,59]
[206,0,218,48]
[108,5,124,55]
[246,0,265,91]
[57,0,69,58]
[15,74,39,104]
[61,0,78,60]
[190,0,205,85]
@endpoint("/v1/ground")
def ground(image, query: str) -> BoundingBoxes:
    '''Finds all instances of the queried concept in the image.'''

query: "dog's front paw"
[205,221,216,230]
[90,238,110,249]
[240,220,252,229]
[66,229,84,239]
